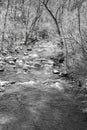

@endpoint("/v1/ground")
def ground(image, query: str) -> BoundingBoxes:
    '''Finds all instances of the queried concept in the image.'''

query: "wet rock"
[52,69,60,74]
[0,67,4,72]
[18,81,36,86]
[27,47,32,51]
[0,87,5,92]
[4,56,17,65]
[16,59,24,67]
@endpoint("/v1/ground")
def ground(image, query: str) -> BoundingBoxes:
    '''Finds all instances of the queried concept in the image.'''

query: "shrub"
[68,55,87,84]
[38,29,49,40]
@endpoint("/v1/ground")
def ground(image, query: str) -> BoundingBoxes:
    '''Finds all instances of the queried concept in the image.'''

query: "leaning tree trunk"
[41,1,64,47]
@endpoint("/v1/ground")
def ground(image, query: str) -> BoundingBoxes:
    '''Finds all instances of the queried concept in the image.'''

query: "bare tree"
[40,0,67,46]
[24,0,43,45]
[40,0,61,35]
[69,0,86,11]
[68,0,87,36]
[29,0,42,35]
[24,4,31,45]
[1,0,10,51]
[68,0,87,57]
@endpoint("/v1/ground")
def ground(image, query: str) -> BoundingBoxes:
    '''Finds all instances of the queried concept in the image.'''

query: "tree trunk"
[1,0,10,51]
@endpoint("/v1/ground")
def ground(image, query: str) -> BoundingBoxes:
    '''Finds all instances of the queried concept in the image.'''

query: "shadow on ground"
[0,86,87,130]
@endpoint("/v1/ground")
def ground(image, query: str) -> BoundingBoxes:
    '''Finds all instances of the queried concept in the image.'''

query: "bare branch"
[46,0,49,5]
[70,0,87,11]
[40,0,61,35]
[55,5,61,19]
[69,31,81,47]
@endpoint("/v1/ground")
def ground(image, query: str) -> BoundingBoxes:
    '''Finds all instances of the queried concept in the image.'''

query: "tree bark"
[1,0,10,51]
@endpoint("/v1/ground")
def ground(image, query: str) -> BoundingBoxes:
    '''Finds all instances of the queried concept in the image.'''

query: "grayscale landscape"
[0,0,87,130]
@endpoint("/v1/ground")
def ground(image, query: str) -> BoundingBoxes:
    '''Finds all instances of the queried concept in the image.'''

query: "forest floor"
[0,39,86,130]
[0,39,67,93]
[0,39,70,129]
